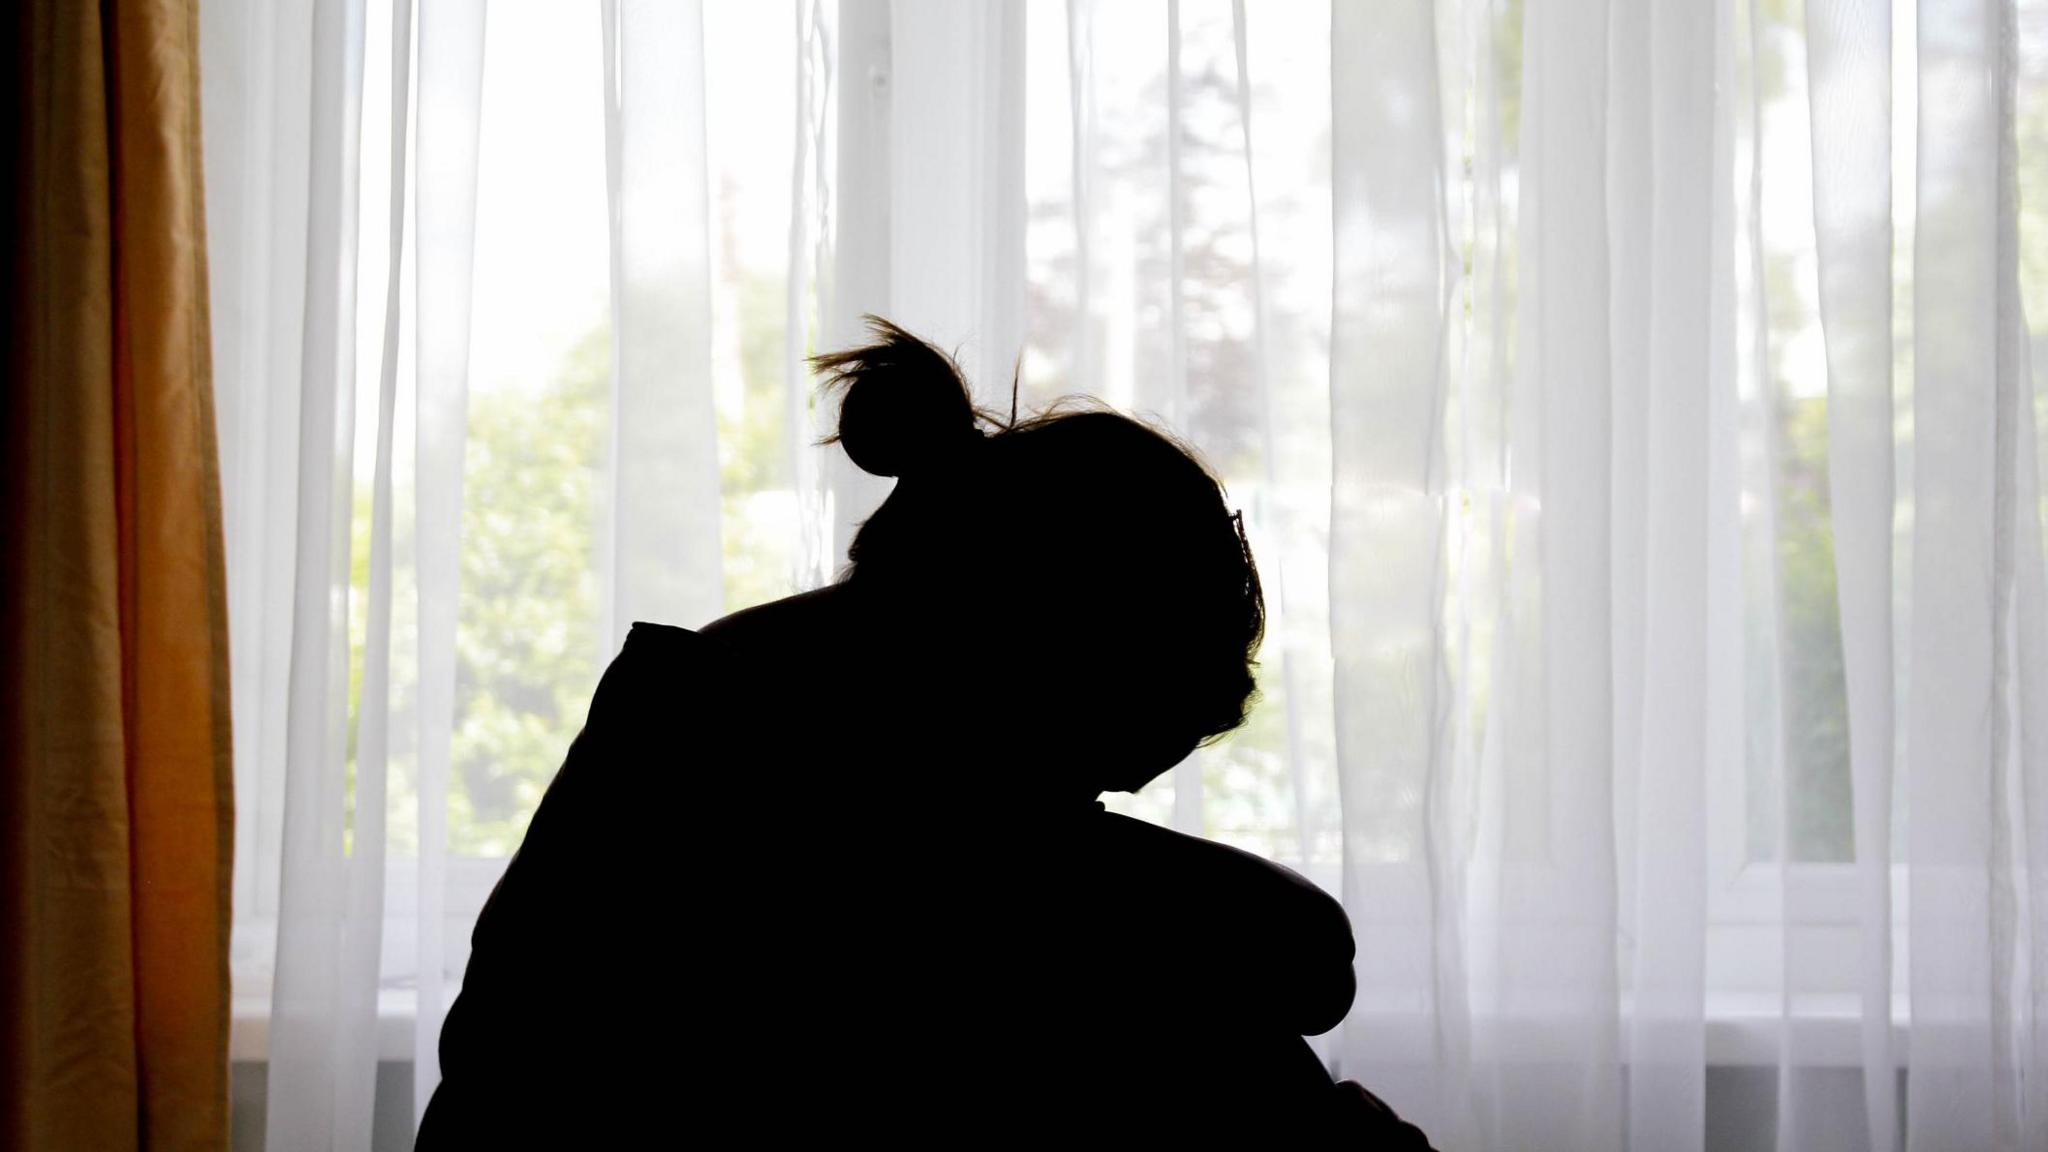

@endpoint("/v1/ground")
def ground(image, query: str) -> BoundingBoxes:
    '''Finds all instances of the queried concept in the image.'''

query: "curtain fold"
[785,0,835,592]
[221,0,491,1142]
[1908,0,2012,1145]
[261,0,372,1141]
[1482,0,1626,1145]
[410,0,487,1119]
[4,0,235,1148]
[1627,0,1720,1146]
[600,0,723,645]
[885,0,1027,406]
[1328,0,1464,1139]
[1806,1,1899,1148]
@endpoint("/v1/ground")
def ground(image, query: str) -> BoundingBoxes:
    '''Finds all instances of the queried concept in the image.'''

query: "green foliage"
[445,271,801,854]
[2018,49,2048,330]
[718,272,803,611]
[1495,0,1524,157]
[1775,397,1854,863]
[449,329,608,855]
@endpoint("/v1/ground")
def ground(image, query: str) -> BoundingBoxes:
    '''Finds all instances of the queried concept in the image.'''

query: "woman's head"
[816,317,1263,795]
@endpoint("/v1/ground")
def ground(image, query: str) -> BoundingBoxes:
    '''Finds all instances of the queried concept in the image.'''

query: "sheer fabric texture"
[201,0,2048,1148]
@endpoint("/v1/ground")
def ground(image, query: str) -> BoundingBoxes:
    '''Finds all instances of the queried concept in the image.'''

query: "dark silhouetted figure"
[414,318,1435,1147]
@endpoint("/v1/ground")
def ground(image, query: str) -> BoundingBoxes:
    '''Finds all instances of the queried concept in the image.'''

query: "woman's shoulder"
[606,620,712,687]
[616,584,842,669]
[620,584,849,654]
[622,619,701,653]
[605,585,852,710]
[698,584,848,645]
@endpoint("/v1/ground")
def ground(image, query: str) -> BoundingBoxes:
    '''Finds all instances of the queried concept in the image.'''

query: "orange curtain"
[2,0,234,1148]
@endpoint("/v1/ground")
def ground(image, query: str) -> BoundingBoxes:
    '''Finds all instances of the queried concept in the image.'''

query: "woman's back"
[418,595,1356,1143]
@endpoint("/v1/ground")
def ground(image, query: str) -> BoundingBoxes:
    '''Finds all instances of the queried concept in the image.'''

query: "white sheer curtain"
[201,0,2048,1148]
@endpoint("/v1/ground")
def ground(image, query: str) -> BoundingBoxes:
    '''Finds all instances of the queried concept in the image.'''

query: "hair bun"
[815,316,980,479]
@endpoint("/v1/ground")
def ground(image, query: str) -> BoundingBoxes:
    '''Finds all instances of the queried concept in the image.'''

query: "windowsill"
[232,991,427,1064]
[231,991,1914,1069]
[1692,993,1909,1067]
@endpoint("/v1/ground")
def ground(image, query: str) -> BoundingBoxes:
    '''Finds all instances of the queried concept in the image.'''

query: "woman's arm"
[1085,810,1357,1036]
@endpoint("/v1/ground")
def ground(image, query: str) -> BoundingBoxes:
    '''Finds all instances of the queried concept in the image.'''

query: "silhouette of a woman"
[415,318,1432,1146]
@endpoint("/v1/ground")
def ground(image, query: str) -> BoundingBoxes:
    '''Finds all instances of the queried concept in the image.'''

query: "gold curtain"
[3,0,234,1148]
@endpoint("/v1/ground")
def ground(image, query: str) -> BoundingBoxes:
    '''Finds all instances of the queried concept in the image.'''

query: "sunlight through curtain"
[199,1,2048,1148]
